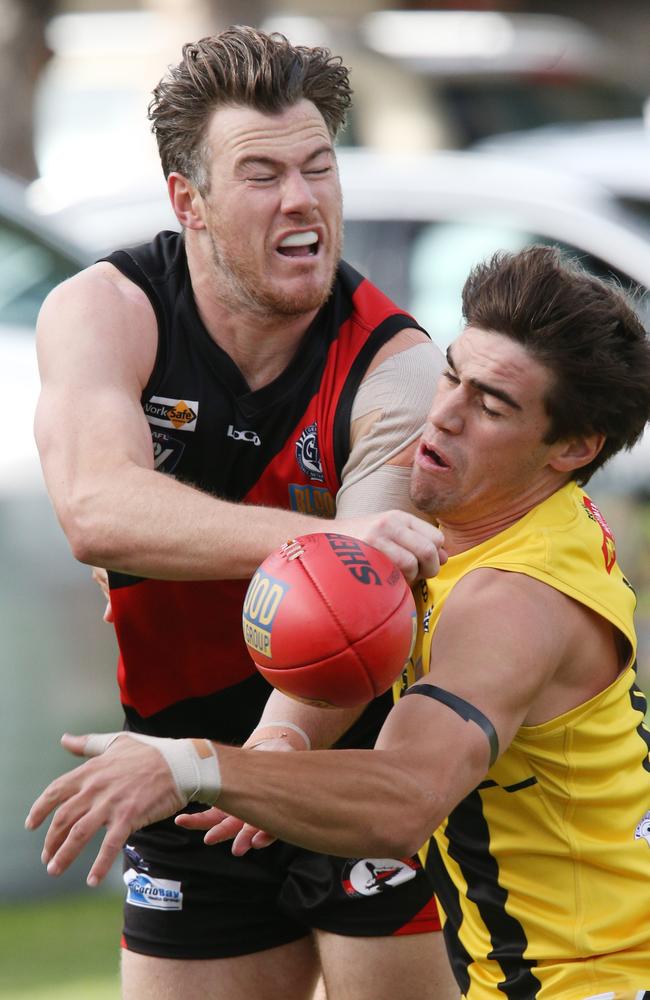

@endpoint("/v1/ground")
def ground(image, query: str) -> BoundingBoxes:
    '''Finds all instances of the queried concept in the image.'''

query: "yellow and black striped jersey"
[395,482,650,999]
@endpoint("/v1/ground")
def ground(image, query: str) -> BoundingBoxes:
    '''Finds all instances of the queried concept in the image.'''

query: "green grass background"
[0,893,122,999]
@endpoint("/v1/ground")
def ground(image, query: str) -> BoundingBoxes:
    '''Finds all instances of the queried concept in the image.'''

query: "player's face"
[411,326,564,524]
[198,100,342,318]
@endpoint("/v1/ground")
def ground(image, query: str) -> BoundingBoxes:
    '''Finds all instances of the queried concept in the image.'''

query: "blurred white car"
[476,117,650,224]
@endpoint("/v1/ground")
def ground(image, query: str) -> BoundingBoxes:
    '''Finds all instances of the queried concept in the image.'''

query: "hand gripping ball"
[242,533,417,708]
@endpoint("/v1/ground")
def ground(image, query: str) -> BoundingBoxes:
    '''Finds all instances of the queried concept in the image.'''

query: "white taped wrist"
[83,732,221,805]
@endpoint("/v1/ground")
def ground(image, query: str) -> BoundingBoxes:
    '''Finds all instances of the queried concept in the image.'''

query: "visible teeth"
[279,231,318,247]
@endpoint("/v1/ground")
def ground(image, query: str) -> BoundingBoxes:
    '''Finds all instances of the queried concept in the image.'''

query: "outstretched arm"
[36,267,444,582]
[27,570,580,885]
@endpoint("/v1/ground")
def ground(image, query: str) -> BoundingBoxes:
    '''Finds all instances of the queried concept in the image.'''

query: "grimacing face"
[197,100,343,319]
[410,327,566,525]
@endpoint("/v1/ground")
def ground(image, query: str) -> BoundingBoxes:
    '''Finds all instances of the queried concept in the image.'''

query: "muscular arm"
[36,268,442,580]
[30,570,608,881]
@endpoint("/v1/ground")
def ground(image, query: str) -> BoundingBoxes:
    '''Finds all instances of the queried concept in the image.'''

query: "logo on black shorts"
[341,857,419,897]
[124,869,183,910]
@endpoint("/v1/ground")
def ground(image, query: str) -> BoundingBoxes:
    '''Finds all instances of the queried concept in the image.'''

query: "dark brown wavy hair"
[148,25,352,192]
[462,245,650,484]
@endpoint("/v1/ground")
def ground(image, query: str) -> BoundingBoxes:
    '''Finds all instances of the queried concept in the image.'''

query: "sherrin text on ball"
[242,533,417,707]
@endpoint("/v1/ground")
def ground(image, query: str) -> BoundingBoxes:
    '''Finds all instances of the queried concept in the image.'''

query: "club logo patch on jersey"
[582,496,616,574]
[341,857,419,897]
[295,421,324,483]
[144,396,199,432]
[289,483,335,517]
[634,810,650,848]
[242,569,290,659]
[151,430,185,473]
[123,869,183,910]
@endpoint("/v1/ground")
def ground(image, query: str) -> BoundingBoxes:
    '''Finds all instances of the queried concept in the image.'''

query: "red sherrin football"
[242,533,417,708]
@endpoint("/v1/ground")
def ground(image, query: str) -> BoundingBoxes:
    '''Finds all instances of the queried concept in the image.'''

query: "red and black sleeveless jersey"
[102,231,424,746]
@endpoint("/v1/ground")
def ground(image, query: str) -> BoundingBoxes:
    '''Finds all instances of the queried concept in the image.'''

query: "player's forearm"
[252,690,366,750]
[55,463,323,580]
[215,744,439,857]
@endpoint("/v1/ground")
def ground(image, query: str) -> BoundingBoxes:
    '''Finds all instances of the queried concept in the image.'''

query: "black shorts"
[121,811,441,960]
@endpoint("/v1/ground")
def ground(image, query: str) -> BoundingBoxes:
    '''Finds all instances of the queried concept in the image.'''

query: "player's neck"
[188,245,319,391]
[439,479,569,555]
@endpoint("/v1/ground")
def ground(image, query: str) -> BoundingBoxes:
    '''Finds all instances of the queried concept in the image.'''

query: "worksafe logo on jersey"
[242,569,290,660]
[123,869,183,910]
[341,857,419,897]
[144,396,199,432]
[295,421,325,483]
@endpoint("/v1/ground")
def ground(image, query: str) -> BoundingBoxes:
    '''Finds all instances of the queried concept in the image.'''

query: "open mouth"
[423,444,450,469]
[277,231,319,258]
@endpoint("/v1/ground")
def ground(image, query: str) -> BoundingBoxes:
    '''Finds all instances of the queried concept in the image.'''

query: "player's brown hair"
[148,25,352,191]
[461,245,650,484]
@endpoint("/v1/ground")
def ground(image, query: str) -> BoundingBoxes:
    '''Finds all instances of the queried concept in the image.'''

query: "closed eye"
[481,401,502,418]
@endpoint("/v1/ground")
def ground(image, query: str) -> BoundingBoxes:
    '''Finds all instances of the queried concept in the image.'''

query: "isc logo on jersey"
[242,570,290,660]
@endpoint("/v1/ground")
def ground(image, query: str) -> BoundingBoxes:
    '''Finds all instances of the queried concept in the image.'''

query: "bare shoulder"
[39,261,154,326]
[438,567,573,652]
[37,262,158,387]
[431,566,617,725]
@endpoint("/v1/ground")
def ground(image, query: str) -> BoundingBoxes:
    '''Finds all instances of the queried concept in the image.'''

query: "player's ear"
[549,431,605,474]
[168,173,206,230]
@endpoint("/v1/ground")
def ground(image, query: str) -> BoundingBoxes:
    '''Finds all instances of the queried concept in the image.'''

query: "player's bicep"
[35,268,157,495]
[423,570,567,755]
[377,571,569,817]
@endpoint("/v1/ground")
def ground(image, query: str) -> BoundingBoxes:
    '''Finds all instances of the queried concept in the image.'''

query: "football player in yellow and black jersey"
[30,246,650,999]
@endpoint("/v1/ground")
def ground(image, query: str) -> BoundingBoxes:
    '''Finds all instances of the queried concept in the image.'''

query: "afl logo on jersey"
[295,421,324,483]
[151,430,185,473]
[341,858,419,897]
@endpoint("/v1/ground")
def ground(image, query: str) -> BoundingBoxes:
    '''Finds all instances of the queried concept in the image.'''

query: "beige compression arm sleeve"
[336,340,445,517]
